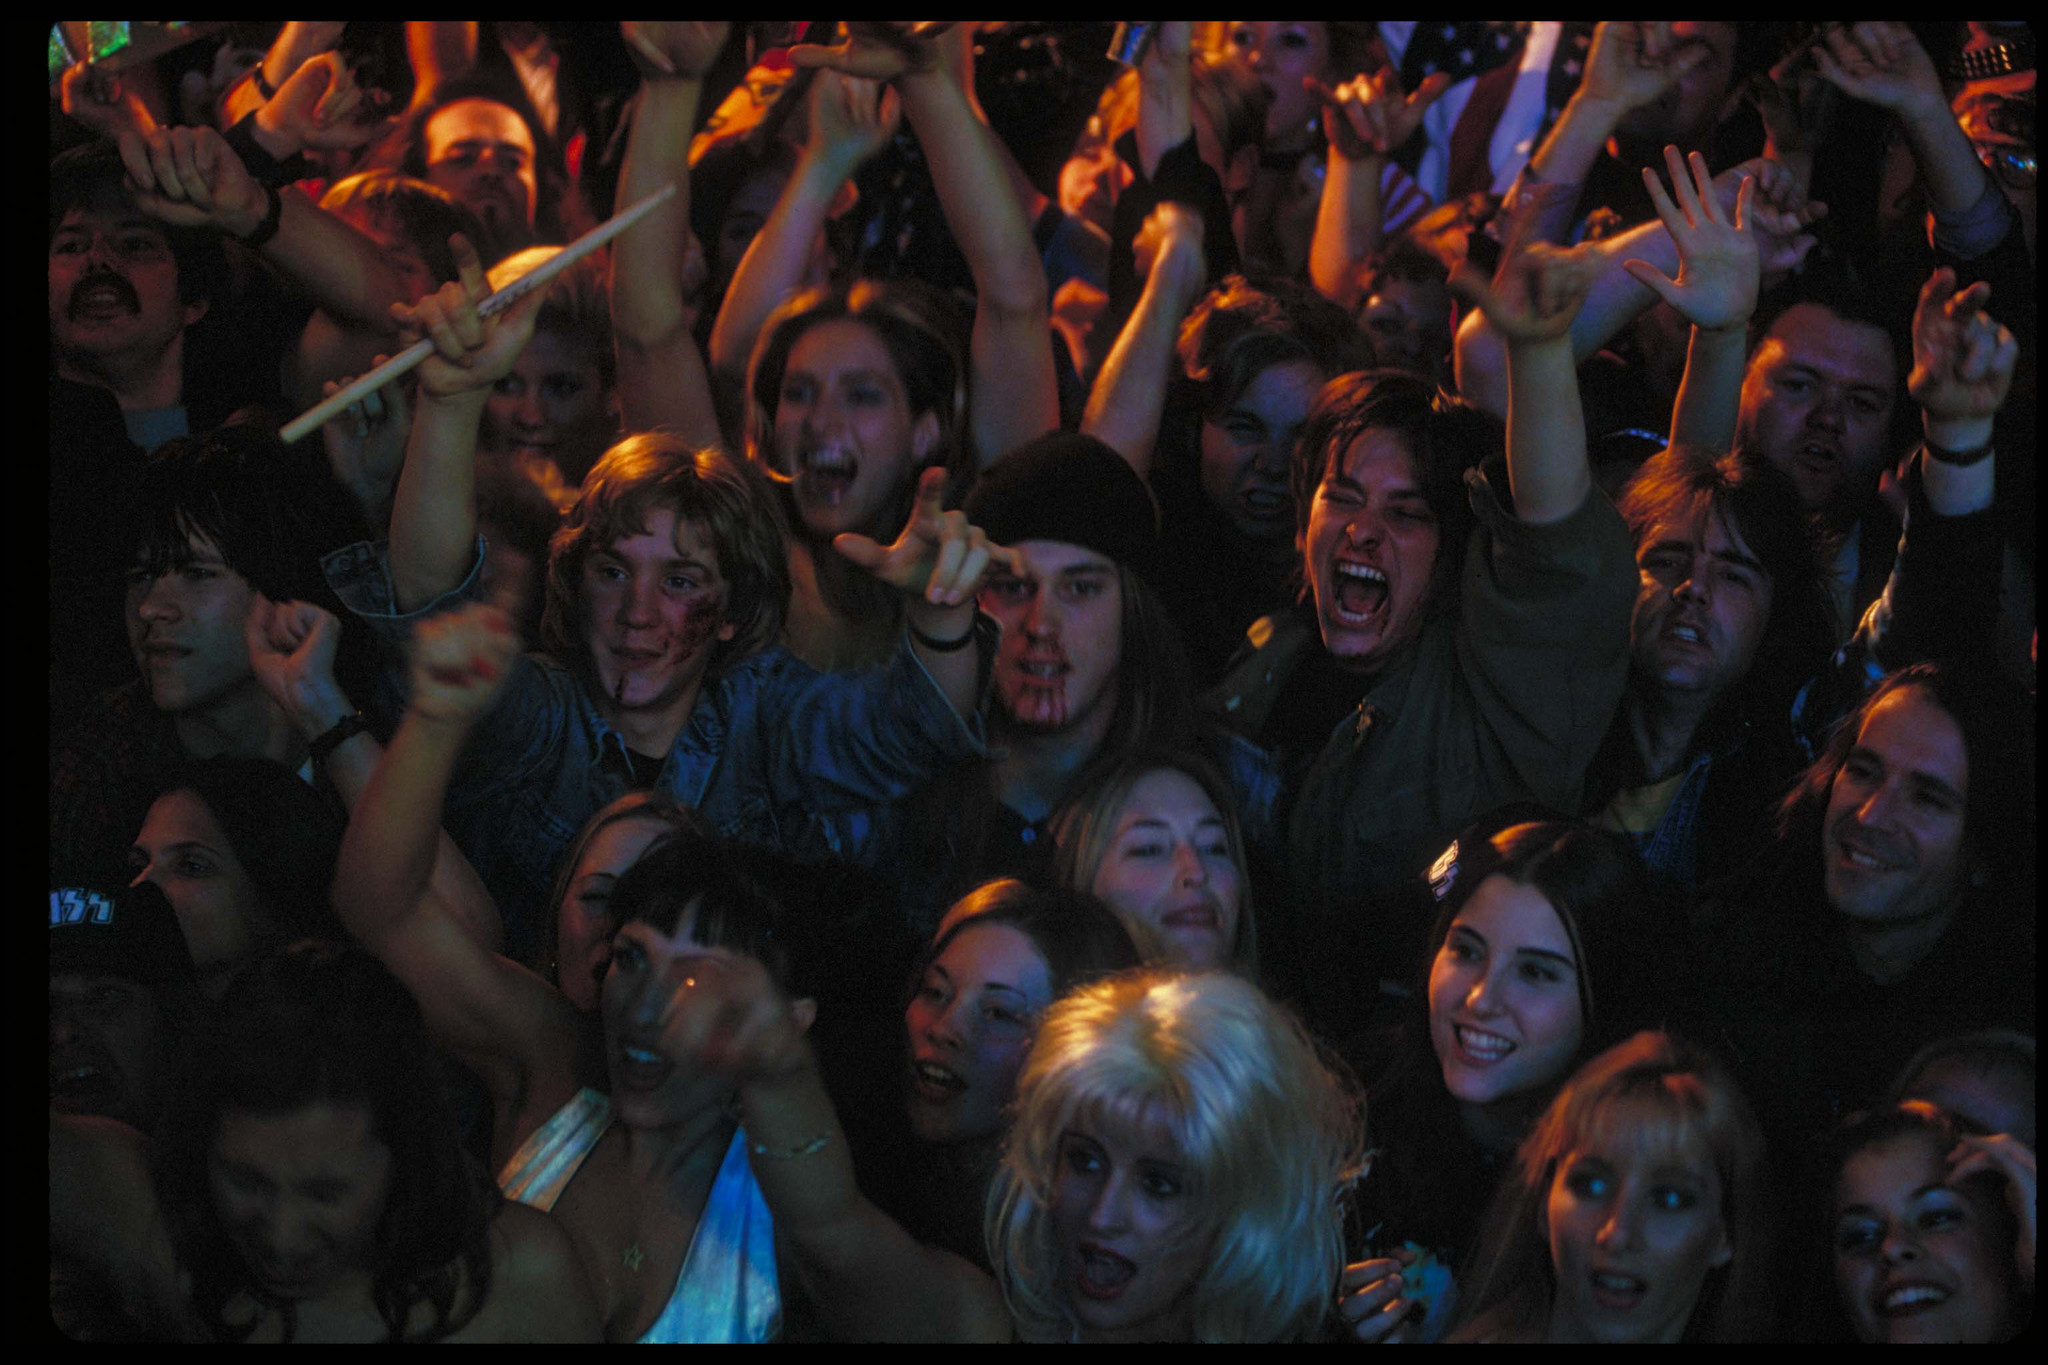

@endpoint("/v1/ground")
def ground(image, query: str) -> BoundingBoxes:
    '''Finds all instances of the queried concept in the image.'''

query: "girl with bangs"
[1449,1031,1776,1343]
[633,959,1366,1342]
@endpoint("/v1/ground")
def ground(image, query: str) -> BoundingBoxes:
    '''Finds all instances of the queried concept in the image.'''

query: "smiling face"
[50,972,169,1129]
[555,815,674,1014]
[1629,501,1775,706]
[1089,769,1243,971]
[770,317,937,540]
[125,532,259,719]
[130,789,271,979]
[1199,359,1324,544]
[1428,875,1585,1109]
[1544,1096,1732,1344]
[1737,304,1898,514]
[1821,686,1971,936]
[579,506,737,733]
[981,541,1124,738]
[482,328,614,477]
[1302,429,1443,675]
[50,197,206,365]
[1226,21,1331,145]
[209,1100,393,1301]
[423,98,538,245]
[1053,1104,1212,1343]
[904,922,1055,1145]
[1833,1129,2024,1343]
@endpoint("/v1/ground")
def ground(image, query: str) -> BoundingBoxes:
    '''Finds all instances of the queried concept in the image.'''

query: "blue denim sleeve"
[750,627,992,812]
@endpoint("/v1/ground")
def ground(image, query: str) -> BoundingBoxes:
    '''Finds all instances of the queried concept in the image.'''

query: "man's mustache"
[70,271,140,319]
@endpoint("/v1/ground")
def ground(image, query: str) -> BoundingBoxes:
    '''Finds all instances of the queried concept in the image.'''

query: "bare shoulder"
[473,1200,604,1342]
[931,1244,1015,1343]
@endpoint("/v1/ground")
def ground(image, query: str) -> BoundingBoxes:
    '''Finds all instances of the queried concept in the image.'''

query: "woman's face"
[1197,358,1325,544]
[1832,1129,2024,1344]
[713,165,792,296]
[555,816,673,1014]
[1227,21,1332,144]
[769,317,936,540]
[482,328,615,480]
[209,1100,393,1301]
[129,789,270,978]
[1051,1103,1211,1342]
[600,910,737,1131]
[904,923,1054,1145]
[1088,769,1242,971]
[1544,1096,1732,1344]
[1427,874,1585,1108]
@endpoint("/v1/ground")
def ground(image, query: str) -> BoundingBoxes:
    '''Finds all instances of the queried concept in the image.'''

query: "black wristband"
[908,615,979,653]
[222,113,312,189]
[1925,438,1995,468]
[308,712,368,767]
[253,63,279,100]
[238,183,285,250]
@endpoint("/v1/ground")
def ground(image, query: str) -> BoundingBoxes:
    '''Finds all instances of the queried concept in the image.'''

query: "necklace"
[622,1242,645,1272]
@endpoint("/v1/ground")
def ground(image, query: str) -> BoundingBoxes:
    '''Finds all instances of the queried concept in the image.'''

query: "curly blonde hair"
[988,970,1365,1342]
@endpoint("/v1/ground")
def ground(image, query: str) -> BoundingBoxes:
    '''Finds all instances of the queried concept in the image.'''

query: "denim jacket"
[324,539,990,963]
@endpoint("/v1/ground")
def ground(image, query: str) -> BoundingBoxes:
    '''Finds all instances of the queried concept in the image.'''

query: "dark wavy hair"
[50,140,230,312]
[608,824,798,995]
[919,880,1142,1009]
[1619,444,1836,723]
[153,757,347,949]
[1289,370,1500,607]
[366,74,581,246]
[154,941,499,1343]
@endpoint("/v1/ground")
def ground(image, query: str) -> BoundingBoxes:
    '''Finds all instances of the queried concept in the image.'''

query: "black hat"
[964,432,1160,584]
[49,879,196,986]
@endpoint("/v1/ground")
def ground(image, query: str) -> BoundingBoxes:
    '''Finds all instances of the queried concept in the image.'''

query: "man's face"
[980,541,1123,736]
[50,198,205,363]
[1822,686,1971,933]
[424,98,539,245]
[1738,304,1898,514]
[1301,429,1443,674]
[125,533,259,718]
[1629,500,1775,706]
[1615,22,1739,152]
[50,971,169,1129]
[1360,275,1454,385]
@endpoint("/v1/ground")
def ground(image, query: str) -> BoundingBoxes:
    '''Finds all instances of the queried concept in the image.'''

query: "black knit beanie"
[963,431,1160,584]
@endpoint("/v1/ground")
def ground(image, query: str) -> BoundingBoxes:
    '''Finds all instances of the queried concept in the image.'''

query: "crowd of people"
[48,20,2034,1342]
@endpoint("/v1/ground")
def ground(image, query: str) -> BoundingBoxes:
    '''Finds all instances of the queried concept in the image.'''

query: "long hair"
[919,880,1142,1009]
[539,792,707,982]
[1885,1029,2038,1145]
[540,433,791,685]
[154,942,498,1343]
[607,824,797,994]
[1453,1031,1775,1343]
[1049,748,1259,975]
[366,75,581,247]
[1619,444,1835,723]
[1289,370,1499,607]
[154,758,347,949]
[989,970,1367,1342]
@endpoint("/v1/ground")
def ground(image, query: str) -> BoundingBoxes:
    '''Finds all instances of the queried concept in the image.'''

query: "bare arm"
[610,22,727,450]
[50,1114,186,1335]
[1307,70,1452,309]
[1909,268,2016,514]
[1814,22,1993,218]
[1081,204,1207,478]
[219,20,345,127]
[406,21,479,111]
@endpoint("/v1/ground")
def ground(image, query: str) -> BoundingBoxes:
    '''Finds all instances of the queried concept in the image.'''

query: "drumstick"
[279,183,678,444]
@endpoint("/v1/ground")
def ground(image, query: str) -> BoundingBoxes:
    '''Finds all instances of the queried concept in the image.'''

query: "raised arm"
[1307,69,1451,309]
[1908,268,2015,513]
[332,598,569,1100]
[1451,238,1601,523]
[218,21,345,127]
[796,24,1058,464]
[1622,147,1761,454]
[655,947,1011,1341]
[116,122,412,332]
[385,233,550,611]
[1081,203,1208,478]
[610,22,727,450]
[1814,22,1997,222]
[707,68,900,387]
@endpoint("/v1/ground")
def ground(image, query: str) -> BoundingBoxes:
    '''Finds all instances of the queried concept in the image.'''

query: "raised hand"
[1811,21,1945,118]
[244,595,349,733]
[60,60,158,141]
[1623,146,1760,333]
[407,597,520,727]
[320,363,411,524]
[787,22,952,81]
[1711,156,1825,276]
[115,125,267,235]
[804,68,903,180]
[1949,1132,2036,1286]
[1452,237,1600,347]
[621,21,732,82]
[390,233,551,401]
[832,466,1024,607]
[1308,69,1453,161]
[644,946,813,1084]
[1908,268,2020,429]
[255,51,390,154]
[1133,200,1206,301]
[1579,21,1715,116]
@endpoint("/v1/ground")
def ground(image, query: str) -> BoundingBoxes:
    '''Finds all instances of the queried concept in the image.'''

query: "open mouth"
[1240,487,1290,521]
[797,444,860,506]
[71,280,139,319]
[1330,561,1388,623]
[1793,442,1840,475]
[616,1042,673,1091]
[1452,1024,1515,1064]
[1162,904,1220,931]
[1589,1269,1647,1309]
[1074,1243,1137,1300]
[911,1059,967,1101]
[1879,1282,1952,1316]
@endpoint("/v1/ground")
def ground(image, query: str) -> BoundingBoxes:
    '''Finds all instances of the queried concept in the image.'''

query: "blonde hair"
[988,970,1364,1342]
[1453,1032,1774,1344]
[1050,749,1258,975]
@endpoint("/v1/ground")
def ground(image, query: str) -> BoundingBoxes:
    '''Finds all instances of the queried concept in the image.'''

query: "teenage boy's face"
[125,533,258,717]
